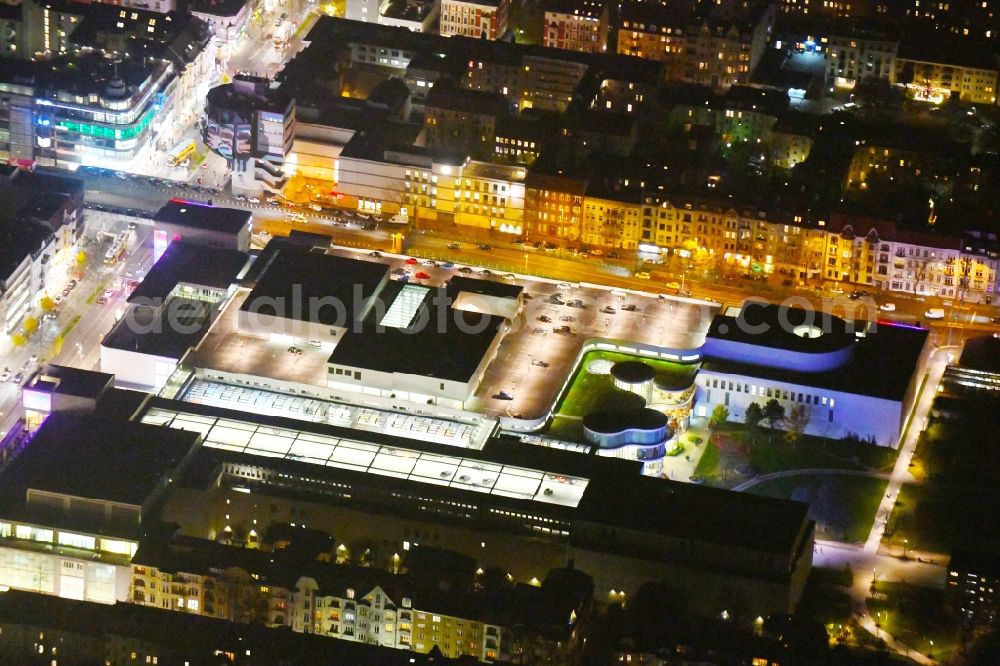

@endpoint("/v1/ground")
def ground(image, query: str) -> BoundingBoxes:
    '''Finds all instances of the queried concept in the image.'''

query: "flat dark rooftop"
[189,0,249,17]
[130,241,248,303]
[958,335,1000,375]
[1,405,197,508]
[103,298,214,359]
[22,364,114,400]
[240,245,389,326]
[703,319,928,401]
[327,280,505,382]
[706,302,857,354]
[575,472,811,554]
[153,200,251,235]
[446,275,524,300]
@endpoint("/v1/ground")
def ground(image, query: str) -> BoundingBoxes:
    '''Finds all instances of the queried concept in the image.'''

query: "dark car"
[478,244,493,251]
[538,315,552,323]
[493,391,513,400]
[622,304,638,312]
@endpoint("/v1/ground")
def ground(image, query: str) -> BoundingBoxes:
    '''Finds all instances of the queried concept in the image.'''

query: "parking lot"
[333,248,720,420]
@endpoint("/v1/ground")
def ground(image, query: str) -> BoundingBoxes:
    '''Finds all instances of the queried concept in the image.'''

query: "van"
[924,308,945,320]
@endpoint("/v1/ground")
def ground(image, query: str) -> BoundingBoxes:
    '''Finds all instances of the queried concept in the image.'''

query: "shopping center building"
[694,301,929,446]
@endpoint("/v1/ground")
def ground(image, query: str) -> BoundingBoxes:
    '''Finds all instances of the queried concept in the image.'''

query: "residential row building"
[542,0,609,53]
[615,1,777,90]
[779,20,999,103]
[438,0,508,40]
[128,531,582,662]
[0,166,84,334]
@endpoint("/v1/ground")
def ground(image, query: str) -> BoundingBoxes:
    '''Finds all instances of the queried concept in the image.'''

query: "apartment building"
[894,42,999,104]
[614,2,775,90]
[524,166,588,245]
[424,81,509,160]
[543,0,609,53]
[826,30,898,87]
[439,0,509,40]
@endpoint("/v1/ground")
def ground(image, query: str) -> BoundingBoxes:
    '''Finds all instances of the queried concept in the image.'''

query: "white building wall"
[99,344,179,391]
[695,369,904,447]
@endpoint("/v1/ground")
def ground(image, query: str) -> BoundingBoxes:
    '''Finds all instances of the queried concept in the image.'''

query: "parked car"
[247,196,260,204]
[405,257,419,265]
[458,266,473,274]
[622,304,638,312]
[447,243,462,250]
[924,308,945,320]
[879,302,896,312]
[553,325,574,335]
[478,244,493,251]
[538,315,551,323]
[501,273,516,280]
[414,271,430,280]
[531,360,550,368]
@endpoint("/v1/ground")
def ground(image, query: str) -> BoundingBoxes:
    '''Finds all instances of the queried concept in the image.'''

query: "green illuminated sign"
[56,108,155,141]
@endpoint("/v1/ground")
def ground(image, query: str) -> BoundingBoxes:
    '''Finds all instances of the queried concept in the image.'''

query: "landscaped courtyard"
[545,350,698,442]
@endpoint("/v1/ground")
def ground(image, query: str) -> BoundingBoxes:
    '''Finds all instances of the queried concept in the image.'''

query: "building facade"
[439,0,508,39]
[542,0,609,53]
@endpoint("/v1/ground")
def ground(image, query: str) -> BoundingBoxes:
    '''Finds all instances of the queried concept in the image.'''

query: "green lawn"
[546,415,584,443]
[867,582,960,663]
[551,350,697,419]
[747,474,887,544]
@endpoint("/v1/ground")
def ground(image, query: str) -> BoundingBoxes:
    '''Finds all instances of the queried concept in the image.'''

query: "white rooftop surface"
[142,408,589,508]
[183,379,494,449]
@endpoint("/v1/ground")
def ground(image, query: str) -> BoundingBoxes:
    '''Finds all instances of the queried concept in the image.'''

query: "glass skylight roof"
[379,284,430,329]
[182,379,491,449]
[142,408,589,507]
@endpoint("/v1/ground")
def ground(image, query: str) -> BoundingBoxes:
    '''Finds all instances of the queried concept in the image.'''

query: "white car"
[879,303,896,312]
[247,196,260,204]
[924,308,945,320]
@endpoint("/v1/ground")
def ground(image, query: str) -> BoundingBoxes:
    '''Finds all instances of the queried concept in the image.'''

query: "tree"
[762,399,785,430]
[785,404,811,450]
[709,404,729,428]
[744,401,764,444]
[22,316,38,335]
[10,334,26,347]
[40,296,56,312]
[76,250,87,267]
